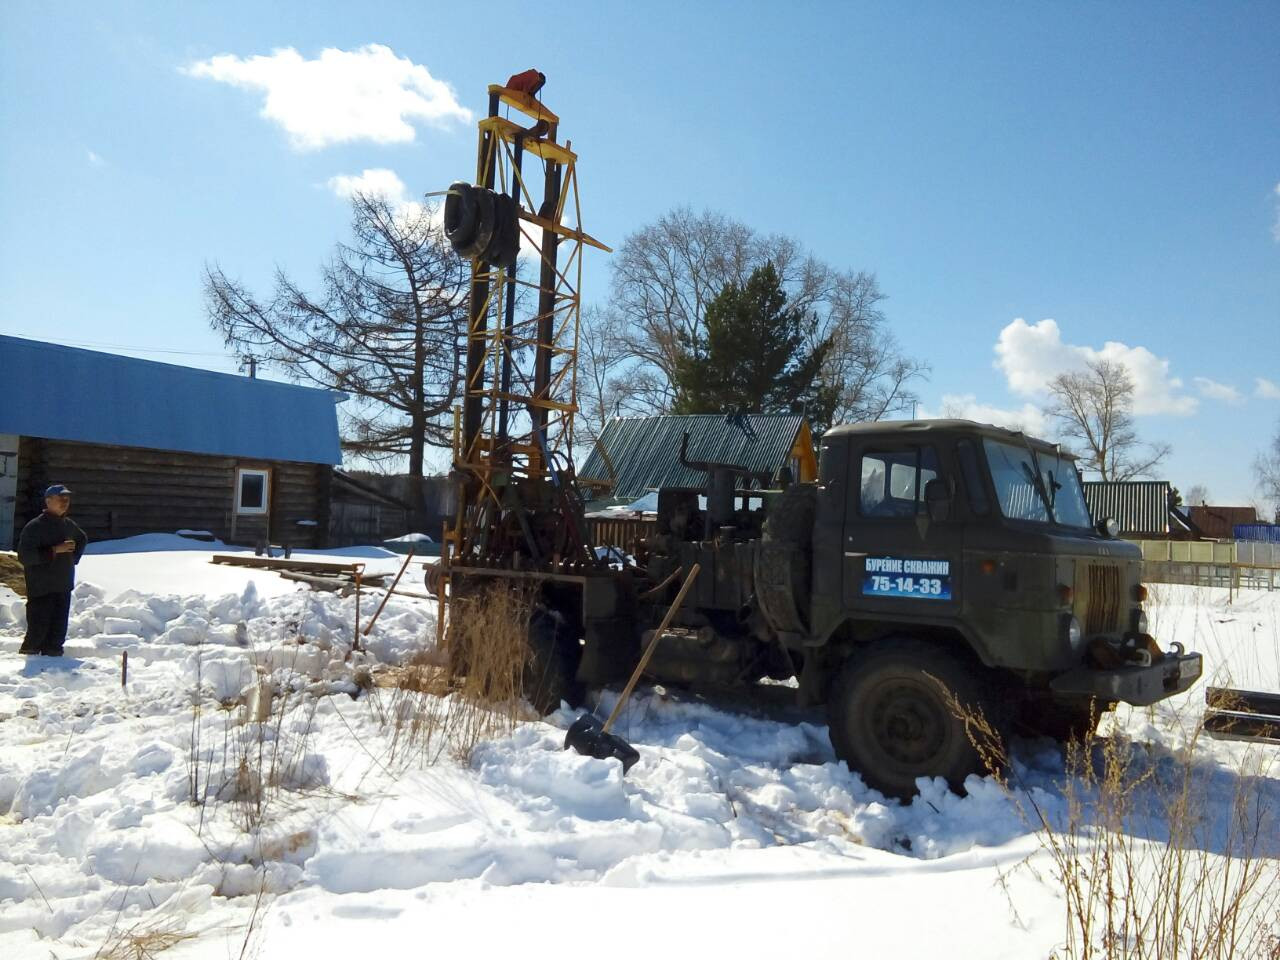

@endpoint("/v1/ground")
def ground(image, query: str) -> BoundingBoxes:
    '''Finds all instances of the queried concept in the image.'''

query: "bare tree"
[1256,420,1280,513]
[1045,358,1171,481]
[204,193,468,484]
[606,207,925,431]
[1184,483,1211,507]
[576,305,638,447]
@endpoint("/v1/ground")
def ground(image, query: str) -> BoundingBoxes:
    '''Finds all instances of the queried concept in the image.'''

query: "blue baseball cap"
[44,484,73,497]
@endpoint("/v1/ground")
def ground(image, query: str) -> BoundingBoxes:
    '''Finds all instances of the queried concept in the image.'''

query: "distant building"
[0,336,343,550]
[1188,504,1258,540]
[579,413,817,508]
[1081,480,1196,540]
[1234,523,1280,543]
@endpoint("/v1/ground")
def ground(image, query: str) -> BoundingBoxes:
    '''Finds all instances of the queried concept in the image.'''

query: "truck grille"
[1084,563,1122,635]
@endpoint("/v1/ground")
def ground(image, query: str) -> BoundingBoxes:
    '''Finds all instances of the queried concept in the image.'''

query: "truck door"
[841,441,964,618]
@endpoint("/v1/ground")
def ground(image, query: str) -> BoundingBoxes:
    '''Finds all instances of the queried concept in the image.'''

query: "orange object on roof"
[506,69,545,96]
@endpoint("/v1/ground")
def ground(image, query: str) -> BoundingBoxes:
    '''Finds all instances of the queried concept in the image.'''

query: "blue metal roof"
[0,336,343,464]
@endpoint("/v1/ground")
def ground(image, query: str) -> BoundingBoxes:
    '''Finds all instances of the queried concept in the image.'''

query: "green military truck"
[496,419,1203,798]
[429,78,1200,798]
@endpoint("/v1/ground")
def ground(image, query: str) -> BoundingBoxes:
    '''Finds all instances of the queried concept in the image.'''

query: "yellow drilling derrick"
[436,70,612,645]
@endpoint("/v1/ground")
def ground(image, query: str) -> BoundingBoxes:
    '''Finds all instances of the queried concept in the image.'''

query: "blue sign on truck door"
[862,555,953,600]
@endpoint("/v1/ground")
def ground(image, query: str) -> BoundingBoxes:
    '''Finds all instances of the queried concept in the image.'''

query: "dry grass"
[373,580,536,766]
[185,640,326,835]
[1048,733,1276,959]
[94,920,194,960]
[950,686,1280,960]
[175,644,328,959]
[0,551,26,596]
[220,674,325,834]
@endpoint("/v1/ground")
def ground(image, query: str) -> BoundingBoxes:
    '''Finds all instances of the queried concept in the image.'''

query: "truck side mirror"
[924,478,951,522]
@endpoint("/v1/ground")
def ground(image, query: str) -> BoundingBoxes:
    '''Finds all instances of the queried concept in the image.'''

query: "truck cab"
[812,421,1177,677]
[634,418,1202,798]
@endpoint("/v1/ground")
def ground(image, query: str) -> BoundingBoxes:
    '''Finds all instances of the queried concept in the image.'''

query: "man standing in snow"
[17,484,87,657]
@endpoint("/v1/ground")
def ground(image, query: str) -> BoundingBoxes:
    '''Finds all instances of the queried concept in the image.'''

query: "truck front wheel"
[828,639,1003,800]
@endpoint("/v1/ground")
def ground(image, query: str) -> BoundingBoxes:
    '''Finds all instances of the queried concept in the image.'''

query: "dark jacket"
[18,512,88,597]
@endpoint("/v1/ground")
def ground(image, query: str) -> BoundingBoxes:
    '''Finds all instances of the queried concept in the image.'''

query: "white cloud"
[327,167,439,230]
[1193,376,1244,404]
[921,394,1049,435]
[1257,377,1280,400]
[184,44,471,150]
[86,149,104,167]
[328,168,411,204]
[994,318,1197,416]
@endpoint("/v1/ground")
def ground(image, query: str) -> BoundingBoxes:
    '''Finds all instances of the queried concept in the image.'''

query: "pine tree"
[672,262,838,425]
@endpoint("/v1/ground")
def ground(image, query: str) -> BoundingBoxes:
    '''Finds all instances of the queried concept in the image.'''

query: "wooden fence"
[1133,539,1280,592]
[586,515,657,555]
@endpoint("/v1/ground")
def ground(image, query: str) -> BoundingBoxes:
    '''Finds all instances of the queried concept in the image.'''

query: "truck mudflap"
[1050,651,1203,707]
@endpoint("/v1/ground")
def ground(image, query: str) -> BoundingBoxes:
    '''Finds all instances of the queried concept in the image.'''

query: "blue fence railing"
[1235,524,1280,544]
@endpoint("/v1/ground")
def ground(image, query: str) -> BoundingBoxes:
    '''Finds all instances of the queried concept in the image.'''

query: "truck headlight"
[1065,615,1082,647]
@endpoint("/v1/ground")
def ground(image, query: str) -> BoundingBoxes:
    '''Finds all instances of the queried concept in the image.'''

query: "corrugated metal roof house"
[0,335,343,550]
[579,413,816,506]
[1081,480,1196,539]
[1188,505,1258,540]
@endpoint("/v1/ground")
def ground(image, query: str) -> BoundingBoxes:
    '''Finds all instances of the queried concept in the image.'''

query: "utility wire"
[0,331,231,358]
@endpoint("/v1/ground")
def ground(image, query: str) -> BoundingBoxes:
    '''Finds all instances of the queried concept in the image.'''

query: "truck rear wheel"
[827,639,1002,800]
[524,608,582,715]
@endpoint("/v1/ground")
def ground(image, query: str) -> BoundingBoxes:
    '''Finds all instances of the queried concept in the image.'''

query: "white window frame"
[235,468,270,515]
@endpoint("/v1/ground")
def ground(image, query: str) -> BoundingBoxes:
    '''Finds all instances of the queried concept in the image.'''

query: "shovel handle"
[362,549,415,636]
[603,563,701,734]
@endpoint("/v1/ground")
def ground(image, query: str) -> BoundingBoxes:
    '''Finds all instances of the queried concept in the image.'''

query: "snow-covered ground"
[70,532,414,599]
[0,537,1277,959]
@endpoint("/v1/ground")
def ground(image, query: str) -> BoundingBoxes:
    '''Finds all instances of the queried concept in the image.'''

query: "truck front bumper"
[1050,652,1203,707]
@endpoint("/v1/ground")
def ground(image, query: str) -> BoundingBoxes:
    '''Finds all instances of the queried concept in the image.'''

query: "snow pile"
[0,562,432,673]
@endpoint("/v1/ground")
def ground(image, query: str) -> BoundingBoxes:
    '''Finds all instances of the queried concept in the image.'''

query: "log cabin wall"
[15,437,329,548]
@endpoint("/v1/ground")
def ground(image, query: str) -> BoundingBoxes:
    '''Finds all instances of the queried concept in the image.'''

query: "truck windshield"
[982,438,1093,528]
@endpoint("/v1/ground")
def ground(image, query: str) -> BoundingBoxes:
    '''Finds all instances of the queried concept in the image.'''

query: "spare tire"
[445,183,521,269]
[753,484,816,635]
[456,188,496,260]
[443,181,479,249]
[483,192,520,269]
[763,482,816,543]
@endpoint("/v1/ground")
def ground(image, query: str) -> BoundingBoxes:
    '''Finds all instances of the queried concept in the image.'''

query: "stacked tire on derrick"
[443,181,521,269]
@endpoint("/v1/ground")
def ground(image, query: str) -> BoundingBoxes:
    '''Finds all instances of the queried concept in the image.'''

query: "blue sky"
[2,2,1277,503]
